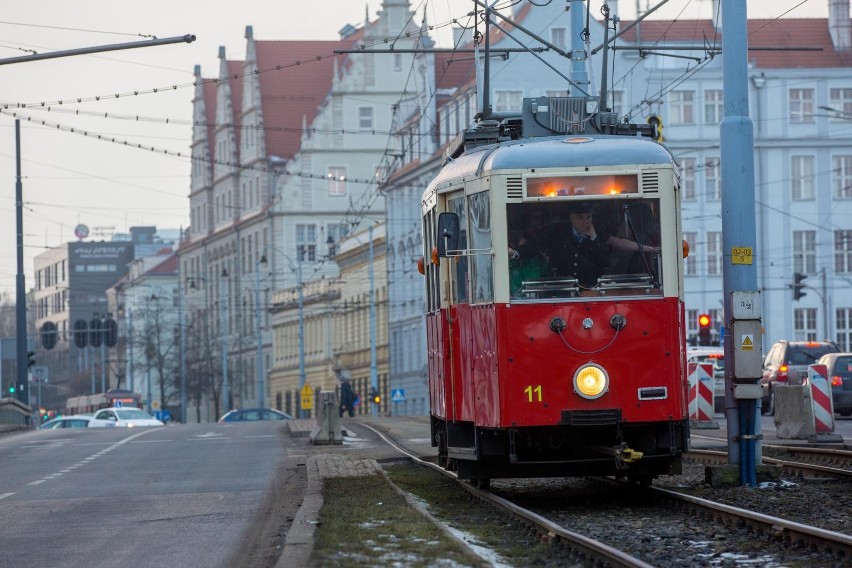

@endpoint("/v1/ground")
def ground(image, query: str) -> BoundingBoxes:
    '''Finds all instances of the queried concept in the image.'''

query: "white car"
[39,415,97,429]
[89,407,164,428]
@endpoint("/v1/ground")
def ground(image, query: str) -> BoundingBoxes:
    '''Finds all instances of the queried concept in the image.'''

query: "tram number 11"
[524,385,542,403]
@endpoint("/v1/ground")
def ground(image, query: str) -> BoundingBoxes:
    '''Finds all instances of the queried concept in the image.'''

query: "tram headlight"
[573,363,609,399]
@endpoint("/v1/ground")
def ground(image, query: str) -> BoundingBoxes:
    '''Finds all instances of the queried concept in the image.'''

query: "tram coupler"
[591,443,644,470]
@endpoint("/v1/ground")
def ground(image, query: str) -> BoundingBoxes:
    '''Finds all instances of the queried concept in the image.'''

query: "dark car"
[217,408,292,423]
[760,339,839,414]
[817,352,852,417]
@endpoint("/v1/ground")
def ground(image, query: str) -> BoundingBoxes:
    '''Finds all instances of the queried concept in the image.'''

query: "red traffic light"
[698,314,711,328]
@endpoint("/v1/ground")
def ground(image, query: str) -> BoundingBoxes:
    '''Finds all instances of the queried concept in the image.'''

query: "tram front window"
[507,199,662,299]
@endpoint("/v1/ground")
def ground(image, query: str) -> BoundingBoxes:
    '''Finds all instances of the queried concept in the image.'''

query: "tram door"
[444,194,468,421]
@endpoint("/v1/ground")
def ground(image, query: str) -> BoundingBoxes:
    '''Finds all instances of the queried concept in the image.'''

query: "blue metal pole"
[255,259,264,409]
[721,0,759,485]
[128,308,134,393]
[569,0,588,93]
[179,260,187,423]
[297,258,306,418]
[221,274,229,413]
[369,225,378,417]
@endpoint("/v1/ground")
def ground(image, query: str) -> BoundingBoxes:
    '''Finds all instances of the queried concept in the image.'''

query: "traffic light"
[41,321,57,350]
[73,319,88,348]
[793,272,808,301]
[104,318,118,347]
[698,313,712,346]
[89,318,103,347]
[8,381,15,395]
[27,351,35,369]
[369,386,381,405]
[647,114,663,143]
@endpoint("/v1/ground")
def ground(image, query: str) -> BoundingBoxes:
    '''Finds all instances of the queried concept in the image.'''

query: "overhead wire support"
[0,34,196,66]
[487,19,591,97]
[470,0,573,59]
[591,0,671,55]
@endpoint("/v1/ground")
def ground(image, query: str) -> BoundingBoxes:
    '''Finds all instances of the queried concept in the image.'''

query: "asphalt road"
[0,421,288,568]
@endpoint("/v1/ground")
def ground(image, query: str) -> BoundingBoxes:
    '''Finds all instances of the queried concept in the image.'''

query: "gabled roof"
[617,18,852,68]
[148,253,177,275]
[255,40,353,161]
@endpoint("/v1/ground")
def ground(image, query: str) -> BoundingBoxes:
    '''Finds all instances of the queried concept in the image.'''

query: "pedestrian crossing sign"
[391,389,405,403]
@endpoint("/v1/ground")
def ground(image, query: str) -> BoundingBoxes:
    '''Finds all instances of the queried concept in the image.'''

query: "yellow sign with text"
[300,384,314,410]
[731,247,753,265]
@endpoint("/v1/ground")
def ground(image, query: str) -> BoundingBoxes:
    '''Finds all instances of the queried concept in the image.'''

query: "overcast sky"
[0,0,825,295]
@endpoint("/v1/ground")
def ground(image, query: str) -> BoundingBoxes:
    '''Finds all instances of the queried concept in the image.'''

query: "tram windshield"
[507,198,663,300]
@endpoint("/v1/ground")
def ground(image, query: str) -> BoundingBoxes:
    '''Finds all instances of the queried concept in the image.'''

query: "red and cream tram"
[421,104,689,487]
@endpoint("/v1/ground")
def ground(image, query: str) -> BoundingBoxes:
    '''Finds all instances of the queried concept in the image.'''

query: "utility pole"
[369,225,378,417]
[14,120,29,408]
[720,0,763,487]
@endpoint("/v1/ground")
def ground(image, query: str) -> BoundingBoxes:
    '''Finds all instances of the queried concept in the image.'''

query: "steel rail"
[687,448,852,479]
[361,422,655,568]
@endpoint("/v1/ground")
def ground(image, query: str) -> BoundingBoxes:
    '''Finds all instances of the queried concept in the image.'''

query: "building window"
[551,27,566,50]
[703,89,724,124]
[789,88,815,123]
[609,90,624,115]
[836,230,852,273]
[828,88,852,122]
[669,90,695,124]
[832,155,852,199]
[358,107,374,131]
[296,224,316,263]
[837,307,852,351]
[393,53,402,72]
[326,223,349,257]
[791,155,815,200]
[707,231,722,275]
[684,231,697,275]
[687,308,699,335]
[328,166,347,196]
[794,308,818,341]
[494,90,522,112]
[680,158,696,200]
[792,230,816,273]
[705,158,721,200]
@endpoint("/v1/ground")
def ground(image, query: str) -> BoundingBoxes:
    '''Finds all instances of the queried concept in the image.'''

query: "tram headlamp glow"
[573,363,609,399]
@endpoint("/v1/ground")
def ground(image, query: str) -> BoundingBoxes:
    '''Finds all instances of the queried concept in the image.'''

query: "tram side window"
[468,191,494,303]
[448,196,469,303]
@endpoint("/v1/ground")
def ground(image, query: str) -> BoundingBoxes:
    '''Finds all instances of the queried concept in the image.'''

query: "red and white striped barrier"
[807,364,835,434]
[688,362,716,426]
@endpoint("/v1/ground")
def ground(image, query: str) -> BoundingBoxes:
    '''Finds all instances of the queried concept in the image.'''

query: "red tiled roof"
[255,40,350,161]
[617,18,852,68]
[148,253,177,275]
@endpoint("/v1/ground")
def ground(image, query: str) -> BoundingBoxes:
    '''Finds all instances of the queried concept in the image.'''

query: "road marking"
[0,493,14,500]
[21,428,159,490]
[130,439,173,443]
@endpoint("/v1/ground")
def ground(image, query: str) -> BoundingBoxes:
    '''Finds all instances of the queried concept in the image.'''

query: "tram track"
[363,422,852,567]
[686,448,852,480]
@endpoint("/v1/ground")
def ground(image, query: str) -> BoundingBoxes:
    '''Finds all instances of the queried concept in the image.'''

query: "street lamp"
[220,267,230,412]
[256,254,268,408]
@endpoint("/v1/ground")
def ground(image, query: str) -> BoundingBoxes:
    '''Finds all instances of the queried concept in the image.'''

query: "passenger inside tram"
[507,199,662,298]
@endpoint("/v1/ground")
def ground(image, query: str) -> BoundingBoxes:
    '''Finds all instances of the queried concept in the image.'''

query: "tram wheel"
[629,475,653,486]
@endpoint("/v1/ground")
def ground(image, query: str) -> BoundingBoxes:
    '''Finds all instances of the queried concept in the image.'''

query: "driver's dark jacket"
[549,228,611,288]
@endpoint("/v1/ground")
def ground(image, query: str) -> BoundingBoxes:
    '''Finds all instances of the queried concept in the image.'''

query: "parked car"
[217,408,292,423]
[39,415,97,429]
[88,407,164,428]
[686,346,725,413]
[817,352,852,417]
[760,340,840,414]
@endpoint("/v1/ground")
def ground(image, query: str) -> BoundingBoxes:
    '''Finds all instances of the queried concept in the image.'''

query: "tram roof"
[422,135,676,209]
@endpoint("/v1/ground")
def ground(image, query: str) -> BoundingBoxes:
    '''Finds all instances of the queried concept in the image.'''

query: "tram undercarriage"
[431,415,688,487]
